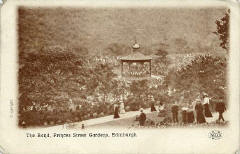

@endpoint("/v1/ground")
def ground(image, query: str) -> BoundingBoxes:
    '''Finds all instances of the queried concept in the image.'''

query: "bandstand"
[120,42,152,79]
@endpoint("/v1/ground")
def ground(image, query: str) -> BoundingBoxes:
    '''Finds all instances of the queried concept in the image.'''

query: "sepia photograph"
[0,0,239,153]
[18,6,230,129]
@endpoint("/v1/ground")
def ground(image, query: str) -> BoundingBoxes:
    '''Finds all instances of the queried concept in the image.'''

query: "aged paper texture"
[0,0,239,154]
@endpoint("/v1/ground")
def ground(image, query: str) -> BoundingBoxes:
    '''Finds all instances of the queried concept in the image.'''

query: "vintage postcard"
[0,0,239,154]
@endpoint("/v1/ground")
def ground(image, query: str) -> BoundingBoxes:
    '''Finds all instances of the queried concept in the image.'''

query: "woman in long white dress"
[202,94,213,123]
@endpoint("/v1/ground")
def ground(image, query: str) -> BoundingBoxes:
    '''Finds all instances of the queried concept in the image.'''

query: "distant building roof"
[120,52,152,61]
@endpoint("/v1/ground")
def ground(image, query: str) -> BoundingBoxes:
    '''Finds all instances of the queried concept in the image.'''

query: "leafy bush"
[166,54,227,103]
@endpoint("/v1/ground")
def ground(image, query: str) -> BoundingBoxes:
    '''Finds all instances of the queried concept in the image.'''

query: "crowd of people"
[20,91,227,128]
[132,92,227,127]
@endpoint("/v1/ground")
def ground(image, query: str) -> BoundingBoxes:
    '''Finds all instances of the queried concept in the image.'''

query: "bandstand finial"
[132,36,140,49]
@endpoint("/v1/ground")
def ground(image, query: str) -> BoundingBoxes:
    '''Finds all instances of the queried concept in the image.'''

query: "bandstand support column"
[149,60,151,77]
[128,62,130,77]
[121,61,123,77]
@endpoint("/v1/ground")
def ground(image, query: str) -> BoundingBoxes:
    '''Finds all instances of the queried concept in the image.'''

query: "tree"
[130,80,149,101]
[213,9,230,51]
[153,49,170,76]
[167,55,227,102]
[18,45,91,123]
[111,80,129,102]
[89,63,117,102]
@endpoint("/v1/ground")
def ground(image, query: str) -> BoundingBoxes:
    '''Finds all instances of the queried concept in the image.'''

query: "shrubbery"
[18,45,227,127]
[166,54,227,103]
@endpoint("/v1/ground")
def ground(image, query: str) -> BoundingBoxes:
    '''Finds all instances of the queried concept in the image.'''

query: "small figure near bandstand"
[150,95,156,112]
[158,102,166,117]
[113,103,120,119]
[171,101,179,123]
[119,100,126,114]
[139,108,146,126]
[150,101,157,112]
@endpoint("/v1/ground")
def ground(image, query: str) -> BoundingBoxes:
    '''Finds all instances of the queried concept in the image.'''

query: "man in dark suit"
[139,108,146,126]
[171,102,179,123]
[215,98,226,122]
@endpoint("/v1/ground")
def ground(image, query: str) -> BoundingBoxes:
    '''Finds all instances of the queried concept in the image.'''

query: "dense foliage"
[18,43,227,128]
[213,9,230,50]
[18,46,117,126]
[166,55,227,103]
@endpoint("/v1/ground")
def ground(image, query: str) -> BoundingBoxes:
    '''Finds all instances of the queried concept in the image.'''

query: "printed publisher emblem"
[208,130,222,140]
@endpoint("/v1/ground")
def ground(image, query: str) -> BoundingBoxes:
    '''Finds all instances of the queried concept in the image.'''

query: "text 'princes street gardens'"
[26,132,137,138]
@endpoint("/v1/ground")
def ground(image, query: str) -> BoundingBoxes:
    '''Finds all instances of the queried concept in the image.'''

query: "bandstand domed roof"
[120,42,152,61]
